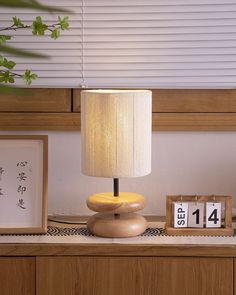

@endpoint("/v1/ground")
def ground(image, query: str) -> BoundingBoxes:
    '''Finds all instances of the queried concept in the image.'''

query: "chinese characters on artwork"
[16,161,28,209]
[17,185,26,195]
[17,172,27,181]
[17,161,28,167]
[0,161,31,209]
[16,198,26,209]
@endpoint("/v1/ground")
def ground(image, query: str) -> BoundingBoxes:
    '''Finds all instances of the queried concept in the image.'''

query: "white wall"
[0,130,236,216]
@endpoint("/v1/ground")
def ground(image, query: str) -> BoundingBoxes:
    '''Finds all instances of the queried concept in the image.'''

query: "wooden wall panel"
[0,113,80,130]
[1,88,236,130]
[73,89,236,131]
[73,89,236,113]
[0,88,71,112]
[152,113,236,131]
[151,89,236,113]
[37,256,233,295]
[0,257,35,295]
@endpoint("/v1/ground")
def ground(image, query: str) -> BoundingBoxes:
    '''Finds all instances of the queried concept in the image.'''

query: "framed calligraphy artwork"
[0,135,48,234]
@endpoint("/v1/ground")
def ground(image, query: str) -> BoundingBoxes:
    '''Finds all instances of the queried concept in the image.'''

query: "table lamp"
[81,89,152,238]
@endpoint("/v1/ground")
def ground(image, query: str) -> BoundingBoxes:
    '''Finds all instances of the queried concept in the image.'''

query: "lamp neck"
[113,178,119,197]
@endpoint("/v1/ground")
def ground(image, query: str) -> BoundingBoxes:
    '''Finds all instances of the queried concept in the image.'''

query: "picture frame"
[0,135,48,234]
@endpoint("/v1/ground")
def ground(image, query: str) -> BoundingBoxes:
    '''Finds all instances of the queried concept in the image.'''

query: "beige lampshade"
[81,89,152,178]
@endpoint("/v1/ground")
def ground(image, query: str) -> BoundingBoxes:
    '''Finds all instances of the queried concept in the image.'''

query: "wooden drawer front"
[0,88,71,112]
[151,89,236,113]
[233,258,236,295]
[37,256,233,295]
[0,113,80,131]
[73,89,236,131]
[73,89,236,113]
[0,257,35,295]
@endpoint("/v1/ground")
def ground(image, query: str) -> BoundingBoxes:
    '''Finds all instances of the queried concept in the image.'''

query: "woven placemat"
[45,226,166,237]
[2,224,235,237]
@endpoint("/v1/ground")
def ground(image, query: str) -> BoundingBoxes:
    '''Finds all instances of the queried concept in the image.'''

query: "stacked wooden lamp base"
[87,192,147,238]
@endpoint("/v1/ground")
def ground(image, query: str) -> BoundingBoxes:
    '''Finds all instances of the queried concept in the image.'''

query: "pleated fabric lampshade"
[81,89,152,178]
[81,89,152,238]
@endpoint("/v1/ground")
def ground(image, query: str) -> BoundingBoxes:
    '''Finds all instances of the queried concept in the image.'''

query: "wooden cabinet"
[36,256,233,295]
[0,257,35,295]
[0,244,234,295]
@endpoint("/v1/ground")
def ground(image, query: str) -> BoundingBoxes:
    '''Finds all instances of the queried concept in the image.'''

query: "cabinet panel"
[73,89,236,131]
[0,88,71,112]
[73,89,236,113]
[0,113,80,131]
[151,89,236,113]
[233,258,236,295]
[0,257,35,295]
[37,256,232,295]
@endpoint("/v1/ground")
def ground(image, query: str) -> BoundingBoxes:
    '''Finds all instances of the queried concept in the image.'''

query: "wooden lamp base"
[87,212,147,238]
[86,192,147,238]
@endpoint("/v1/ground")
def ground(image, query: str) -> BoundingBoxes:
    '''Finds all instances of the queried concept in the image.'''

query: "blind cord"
[81,0,87,88]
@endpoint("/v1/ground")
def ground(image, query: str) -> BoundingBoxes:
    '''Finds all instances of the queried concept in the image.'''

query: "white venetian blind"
[83,0,236,88]
[1,0,236,87]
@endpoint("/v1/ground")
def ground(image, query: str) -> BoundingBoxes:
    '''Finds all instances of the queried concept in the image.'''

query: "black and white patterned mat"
[46,226,166,237]
[3,225,235,237]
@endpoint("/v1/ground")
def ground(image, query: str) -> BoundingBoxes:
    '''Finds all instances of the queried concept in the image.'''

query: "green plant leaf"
[0,35,12,45]
[0,70,15,83]
[51,28,60,40]
[8,75,14,83]
[22,69,38,85]
[5,60,16,69]
[58,16,69,30]
[0,0,70,12]
[12,16,24,27]
[0,44,46,58]
[32,16,48,36]
[0,56,16,69]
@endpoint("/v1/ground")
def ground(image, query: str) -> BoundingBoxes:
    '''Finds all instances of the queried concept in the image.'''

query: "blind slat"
[84,40,236,49]
[84,62,236,70]
[84,0,236,6]
[84,19,236,27]
[84,55,236,63]
[85,5,236,14]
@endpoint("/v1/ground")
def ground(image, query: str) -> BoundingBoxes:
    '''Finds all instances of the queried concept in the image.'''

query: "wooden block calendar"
[166,195,233,236]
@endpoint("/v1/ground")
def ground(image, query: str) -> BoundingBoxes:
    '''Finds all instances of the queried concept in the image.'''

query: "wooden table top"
[0,215,235,257]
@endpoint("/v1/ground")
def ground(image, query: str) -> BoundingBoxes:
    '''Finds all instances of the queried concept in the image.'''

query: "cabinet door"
[0,88,80,131]
[0,257,35,295]
[0,89,71,112]
[37,256,233,295]
[234,259,236,295]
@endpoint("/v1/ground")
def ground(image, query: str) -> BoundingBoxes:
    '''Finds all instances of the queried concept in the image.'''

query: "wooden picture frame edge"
[0,135,48,234]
